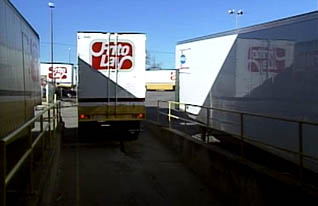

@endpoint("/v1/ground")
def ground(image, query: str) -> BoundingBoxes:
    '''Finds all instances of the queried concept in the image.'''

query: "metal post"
[40,115,43,133]
[40,114,45,165]
[298,122,303,182]
[56,102,59,123]
[53,104,56,137]
[50,9,54,101]
[157,101,160,122]
[184,105,187,130]
[49,2,55,103]
[206,107,210,142]
[175,69,180,110]
[0,141,6,206]
[168,101,171,128]
[107,33,111,117]
[115,33,119,116]
[240,113,244,157]
[28,126,33,194]
[68,48,71,63]
[59,101,61,123]
[48,108,51,147]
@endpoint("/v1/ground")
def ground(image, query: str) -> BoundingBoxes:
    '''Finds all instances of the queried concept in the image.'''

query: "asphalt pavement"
[50,94,227,206]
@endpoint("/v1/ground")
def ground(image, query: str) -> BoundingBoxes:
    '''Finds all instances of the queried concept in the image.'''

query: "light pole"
[49,2,55,102]
[228,9,243,29]
[68,48,71,63]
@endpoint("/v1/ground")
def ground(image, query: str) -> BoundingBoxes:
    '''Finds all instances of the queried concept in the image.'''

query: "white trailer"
[145,69,175,90]
[0,0,41,138]
[176,12,318,173]
[77,32,146,136]
[40,63,74,88]
[40,62,76,100]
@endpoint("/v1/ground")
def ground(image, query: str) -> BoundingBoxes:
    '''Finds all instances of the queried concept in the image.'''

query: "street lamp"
[68,48,71,63]
[228,9,243,29]
[48,2,55,102]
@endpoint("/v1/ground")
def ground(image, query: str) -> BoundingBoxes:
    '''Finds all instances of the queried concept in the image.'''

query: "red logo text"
[248,47,286,73]
[48,67,67,79]
[90,40,134,70]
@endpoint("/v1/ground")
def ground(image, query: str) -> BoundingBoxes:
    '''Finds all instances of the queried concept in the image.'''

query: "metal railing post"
[0,141,6,206]
[48,107,51,147]
[240,113,244,157]
[206,107,210,143]
[298,122,303,183]
[157,101,160,123]
[53,103,56,137]
[28,126,33,193]
[40,115,43,133]
[42,137,45,166]
[184,105,187,131]
[168,101,171,128]
[59,101,62,123]
[40,114,45,165]
[57,101,60,123]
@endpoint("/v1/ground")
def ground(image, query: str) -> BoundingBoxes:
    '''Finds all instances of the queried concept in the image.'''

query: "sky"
[9,0,318,69]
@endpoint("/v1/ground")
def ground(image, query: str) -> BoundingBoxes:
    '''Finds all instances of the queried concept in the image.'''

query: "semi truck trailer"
[41,62,76,99]
[77,32,146,136]
[176,12,318,173]
[145,69,176,91]
[0,0,41,138]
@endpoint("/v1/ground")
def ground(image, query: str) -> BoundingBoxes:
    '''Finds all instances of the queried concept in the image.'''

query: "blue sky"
[10,0,318,69]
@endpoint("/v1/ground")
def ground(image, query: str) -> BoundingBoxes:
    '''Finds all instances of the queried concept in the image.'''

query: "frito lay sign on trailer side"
[90,40,134,70]
[77,32,146,98]
[40,63,73,85]
[235,39,294,97]
[49,66,67,79]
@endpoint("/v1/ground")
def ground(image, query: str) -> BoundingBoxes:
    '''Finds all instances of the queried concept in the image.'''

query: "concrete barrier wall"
[145,121,318,205]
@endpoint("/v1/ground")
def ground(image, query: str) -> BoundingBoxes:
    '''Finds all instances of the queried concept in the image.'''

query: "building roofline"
[177,11,318,44]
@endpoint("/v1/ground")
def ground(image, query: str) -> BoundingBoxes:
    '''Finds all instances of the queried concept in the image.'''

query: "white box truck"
[176,12,318,173]
[77,32,146,137]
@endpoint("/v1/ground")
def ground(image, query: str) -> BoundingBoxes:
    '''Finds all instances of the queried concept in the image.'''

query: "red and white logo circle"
[90,40,134,71]
[48,66,67,79]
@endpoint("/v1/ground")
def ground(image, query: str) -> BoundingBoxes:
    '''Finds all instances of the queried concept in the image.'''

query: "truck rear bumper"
[78,103,146,123]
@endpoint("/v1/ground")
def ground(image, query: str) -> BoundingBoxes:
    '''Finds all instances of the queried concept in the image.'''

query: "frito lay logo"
[248,47,286,73]
[49,67,67,79]
[90,40,134,70]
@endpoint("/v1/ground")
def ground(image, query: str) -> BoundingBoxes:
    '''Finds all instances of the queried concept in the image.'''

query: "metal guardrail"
[157,100,318,182]
[0,101,61,206]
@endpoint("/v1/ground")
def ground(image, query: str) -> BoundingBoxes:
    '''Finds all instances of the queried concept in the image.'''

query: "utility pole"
[48,2,55,102]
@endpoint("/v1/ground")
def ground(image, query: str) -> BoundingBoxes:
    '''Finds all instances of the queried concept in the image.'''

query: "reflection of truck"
[176,12,318,173]
[145,69,176,91]
[0,0,41,138]
[77,32,146,136]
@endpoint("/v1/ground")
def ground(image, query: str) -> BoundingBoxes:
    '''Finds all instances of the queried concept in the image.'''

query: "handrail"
[0,101,60,206]
[159,100,318,126]
[2,103,56,144]
[157,100,318,183]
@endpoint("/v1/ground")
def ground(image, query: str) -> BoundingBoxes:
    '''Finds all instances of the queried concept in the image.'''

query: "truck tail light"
[137,113,144,119]
[79,114,88,119]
